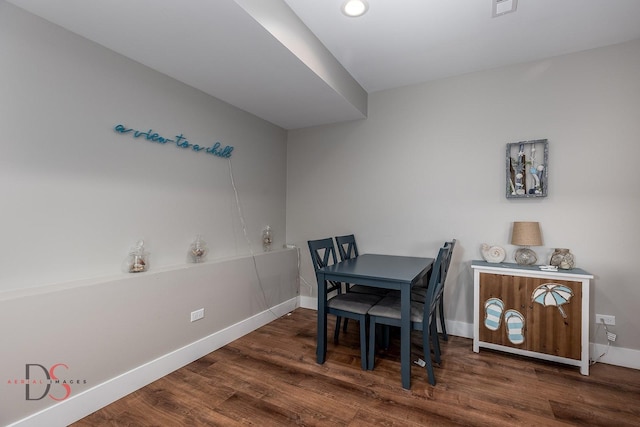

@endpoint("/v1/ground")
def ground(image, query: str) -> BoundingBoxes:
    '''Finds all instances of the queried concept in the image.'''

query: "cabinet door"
[479,273,528,348]
[527,278,582,360]
[479,273,582,359]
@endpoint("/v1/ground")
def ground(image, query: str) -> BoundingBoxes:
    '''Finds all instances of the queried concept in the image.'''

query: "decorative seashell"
[481,244,506,263]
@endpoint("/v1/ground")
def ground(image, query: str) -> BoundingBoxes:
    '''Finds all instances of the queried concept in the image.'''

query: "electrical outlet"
[595,314,615,326]
[190,308,205,322]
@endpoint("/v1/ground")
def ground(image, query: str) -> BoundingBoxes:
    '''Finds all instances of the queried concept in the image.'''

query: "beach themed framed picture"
[506,139,548,199]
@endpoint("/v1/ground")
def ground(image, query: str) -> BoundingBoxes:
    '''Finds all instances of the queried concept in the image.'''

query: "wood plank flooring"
[73,308,640,426]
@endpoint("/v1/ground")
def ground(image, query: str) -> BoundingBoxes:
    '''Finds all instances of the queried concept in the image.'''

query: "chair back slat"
[442,239,456,284]
[423,244,451,324]
[308,238,342,294]
[335,234,359,261]
[308,238,337,268]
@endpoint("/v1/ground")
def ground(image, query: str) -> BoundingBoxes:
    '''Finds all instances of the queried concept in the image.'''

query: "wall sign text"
[114,124,233,158]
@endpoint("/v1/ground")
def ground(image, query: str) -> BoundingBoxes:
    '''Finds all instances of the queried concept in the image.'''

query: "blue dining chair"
[367,243,451,385]
[412,239,456,341]
[308,238,382,370]
[336,234,389,297]
[335,234,389,334]
[438,239,456,340]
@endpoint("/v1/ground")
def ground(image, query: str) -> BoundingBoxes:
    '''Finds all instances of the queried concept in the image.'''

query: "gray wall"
[1,250,298,426]
[288,39,640,356]
[0,3,295,425]
[0,2,288,292]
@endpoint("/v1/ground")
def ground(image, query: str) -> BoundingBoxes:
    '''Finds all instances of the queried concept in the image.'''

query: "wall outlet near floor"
[190,308,205,322]
[595,314,615,326]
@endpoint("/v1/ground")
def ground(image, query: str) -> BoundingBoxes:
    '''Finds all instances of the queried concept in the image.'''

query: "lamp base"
[514,247,537,265]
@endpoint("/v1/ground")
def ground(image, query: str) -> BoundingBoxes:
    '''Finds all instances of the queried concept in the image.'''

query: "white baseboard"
[298,295,316,310]
[591,342,640,370]
[441,318,473,340]
[9,297,299,427]
[300,296,640,372]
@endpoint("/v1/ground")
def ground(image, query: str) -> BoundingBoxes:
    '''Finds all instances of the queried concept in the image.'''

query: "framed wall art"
[506,139,548,199]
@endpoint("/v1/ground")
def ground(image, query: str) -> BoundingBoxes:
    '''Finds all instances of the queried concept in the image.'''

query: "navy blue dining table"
[315,253,434,389]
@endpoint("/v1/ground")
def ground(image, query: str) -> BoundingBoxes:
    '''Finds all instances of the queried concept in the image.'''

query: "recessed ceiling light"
[341,0,369,18]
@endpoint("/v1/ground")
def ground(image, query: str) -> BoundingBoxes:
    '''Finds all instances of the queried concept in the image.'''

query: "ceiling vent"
[492,0,518,17]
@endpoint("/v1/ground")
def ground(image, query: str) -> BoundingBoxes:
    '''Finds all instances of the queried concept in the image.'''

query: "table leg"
[316,272,327,364]
[400,285,411,389]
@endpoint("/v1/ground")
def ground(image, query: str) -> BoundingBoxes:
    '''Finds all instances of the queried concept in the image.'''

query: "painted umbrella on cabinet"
[532,283,574,318]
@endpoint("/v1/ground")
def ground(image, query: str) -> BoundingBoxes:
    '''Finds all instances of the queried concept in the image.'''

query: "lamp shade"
[511,221,542,246]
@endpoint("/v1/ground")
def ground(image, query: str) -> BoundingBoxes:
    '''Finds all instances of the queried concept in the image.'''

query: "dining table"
[315,253,434,389]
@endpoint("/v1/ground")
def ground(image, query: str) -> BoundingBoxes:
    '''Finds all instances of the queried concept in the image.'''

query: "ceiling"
[7,0,640,129]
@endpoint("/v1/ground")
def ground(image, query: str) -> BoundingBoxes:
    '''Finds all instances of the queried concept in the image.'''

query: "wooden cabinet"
[472,261,593,375]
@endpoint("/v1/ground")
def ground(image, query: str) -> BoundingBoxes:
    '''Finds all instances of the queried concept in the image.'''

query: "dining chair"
[308,238,382,370]
[367,243,451,385]
[438,239,456,340]
[411,239,456,340]
[335,234,389,334]
[336,234,389,297]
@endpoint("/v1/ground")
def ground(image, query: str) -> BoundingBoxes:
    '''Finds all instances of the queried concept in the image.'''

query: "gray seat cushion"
[411,287,428,303]
[385,287,427,302]
[348,285,390,296]
[368,295,425,322]
[328,292,382,314]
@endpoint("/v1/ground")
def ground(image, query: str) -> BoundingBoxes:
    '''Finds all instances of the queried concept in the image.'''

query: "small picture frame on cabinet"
[506,139,548,199]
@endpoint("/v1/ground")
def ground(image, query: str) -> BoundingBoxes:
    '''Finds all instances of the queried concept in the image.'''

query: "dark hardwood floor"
[73,308,640,426]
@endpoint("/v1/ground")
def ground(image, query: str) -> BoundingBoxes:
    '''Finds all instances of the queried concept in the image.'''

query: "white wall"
[0,2,288,292]
[0,3,296,425]
[287,40,640,358]
[1,250,298,426]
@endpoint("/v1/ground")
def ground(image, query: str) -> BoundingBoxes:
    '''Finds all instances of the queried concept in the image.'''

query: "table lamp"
[510,221,542,265]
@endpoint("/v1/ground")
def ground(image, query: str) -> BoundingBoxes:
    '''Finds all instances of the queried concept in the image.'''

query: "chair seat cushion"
[411,287,428,303]
[348,285,390,296]
[368,295,424,322]
[328,292,382,314]
[384,288,427,302]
